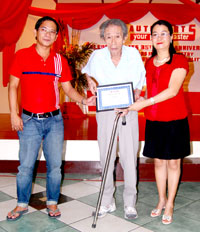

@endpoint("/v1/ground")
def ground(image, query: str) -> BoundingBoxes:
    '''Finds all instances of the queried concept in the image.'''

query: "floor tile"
[0,199,36,222]
[29,191,74,210]
[138,193,193,210]
[130,227,154,232]
[137,182,158,199]
[53,225,80,232]
[71,213,139,232]
[175,199,200,221]
[0,174,16,188]
[0,227,6,232]
[0,183,45,198]
[0,211,66,232]
[83,176,124,188]
[0,174,199,232]
[177,182,200,200]
[83,178,101,189]
[33,175,47,188]
[61,173,100,187]
[112,199,156,227]
[77,192,99,208]
[45,200,94,224]
[0,191,14,202]
[144,214,200,232]
[61,182,99,199]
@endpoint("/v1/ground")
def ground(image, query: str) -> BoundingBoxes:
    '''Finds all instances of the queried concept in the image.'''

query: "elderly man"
[82,18,146,219]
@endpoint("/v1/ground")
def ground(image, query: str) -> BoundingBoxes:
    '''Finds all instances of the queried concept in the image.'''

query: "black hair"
[151,20,176,64]
[35,16,59,34]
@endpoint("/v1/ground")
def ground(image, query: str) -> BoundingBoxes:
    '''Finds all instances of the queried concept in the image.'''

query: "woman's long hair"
[151,20,176,64]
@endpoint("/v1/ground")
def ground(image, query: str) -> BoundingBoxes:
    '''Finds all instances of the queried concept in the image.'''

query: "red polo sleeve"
[60,55,73,82]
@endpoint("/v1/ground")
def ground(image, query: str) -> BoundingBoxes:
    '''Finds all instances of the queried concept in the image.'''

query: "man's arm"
[61,81,96,105]
[8,75,23,131]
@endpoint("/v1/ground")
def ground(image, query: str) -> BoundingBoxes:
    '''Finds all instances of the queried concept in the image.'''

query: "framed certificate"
[96,82,135,112]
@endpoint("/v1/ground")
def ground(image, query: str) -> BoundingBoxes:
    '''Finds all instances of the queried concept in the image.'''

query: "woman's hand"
[128,100,147,112]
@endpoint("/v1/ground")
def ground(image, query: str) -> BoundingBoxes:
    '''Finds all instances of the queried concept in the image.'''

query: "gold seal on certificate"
[96,82,135,112]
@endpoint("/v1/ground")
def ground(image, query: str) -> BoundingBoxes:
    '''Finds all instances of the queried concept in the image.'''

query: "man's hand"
[11,113,23,131]
[84,96,96,106]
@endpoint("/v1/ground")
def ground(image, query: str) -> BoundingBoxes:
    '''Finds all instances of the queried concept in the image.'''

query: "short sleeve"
[9,50,23,78]
[81,50,97,77]
[59,56,73,82]
[173,54,189,74]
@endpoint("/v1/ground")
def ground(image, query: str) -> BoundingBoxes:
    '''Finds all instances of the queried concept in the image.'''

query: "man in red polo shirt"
[7,16,95,221]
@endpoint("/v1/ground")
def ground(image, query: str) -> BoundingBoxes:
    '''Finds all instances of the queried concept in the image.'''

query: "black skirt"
[143,118,190,160]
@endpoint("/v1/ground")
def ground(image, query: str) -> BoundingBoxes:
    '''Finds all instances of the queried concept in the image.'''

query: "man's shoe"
[124,206,138,219]
[95,203,116,218]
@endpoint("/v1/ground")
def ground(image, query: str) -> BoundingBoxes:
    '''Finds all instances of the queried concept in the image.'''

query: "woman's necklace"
[156,56,170,63]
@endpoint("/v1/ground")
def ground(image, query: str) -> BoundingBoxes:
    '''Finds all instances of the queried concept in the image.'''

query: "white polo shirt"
[82,45,146,90]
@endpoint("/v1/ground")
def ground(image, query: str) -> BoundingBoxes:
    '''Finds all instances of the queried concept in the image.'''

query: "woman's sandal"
[150,207,165,218]
[162,214,173,225]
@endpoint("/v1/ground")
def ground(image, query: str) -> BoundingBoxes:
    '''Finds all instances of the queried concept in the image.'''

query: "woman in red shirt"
[119,20,190,225]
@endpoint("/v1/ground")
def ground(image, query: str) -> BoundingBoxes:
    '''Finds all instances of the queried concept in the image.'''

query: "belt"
[23,109,60,119]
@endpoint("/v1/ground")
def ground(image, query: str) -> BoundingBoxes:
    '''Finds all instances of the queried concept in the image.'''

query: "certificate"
[96,82,135,112]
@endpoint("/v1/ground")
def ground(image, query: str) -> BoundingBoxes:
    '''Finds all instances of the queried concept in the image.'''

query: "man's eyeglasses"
[151,32,170,39]
[39,27,57,36]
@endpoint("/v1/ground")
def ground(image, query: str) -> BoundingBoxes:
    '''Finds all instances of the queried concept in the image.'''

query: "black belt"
[23,109,60,119]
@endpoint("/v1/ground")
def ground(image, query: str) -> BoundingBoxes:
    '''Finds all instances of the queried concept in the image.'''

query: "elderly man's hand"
[115,108,129,117]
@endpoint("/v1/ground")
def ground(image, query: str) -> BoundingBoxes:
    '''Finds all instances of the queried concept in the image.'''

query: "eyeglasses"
[151,32,170,39]
[39,27,57,36]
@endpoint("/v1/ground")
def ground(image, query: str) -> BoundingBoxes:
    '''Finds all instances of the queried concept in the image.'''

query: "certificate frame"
[96,82,135,112]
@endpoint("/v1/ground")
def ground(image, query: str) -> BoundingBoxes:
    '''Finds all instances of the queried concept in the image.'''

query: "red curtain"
[0,0,32,51]
[55,3,200,28]
[2,44,16,87]
[0,0,32,86]
[1,0,200,86]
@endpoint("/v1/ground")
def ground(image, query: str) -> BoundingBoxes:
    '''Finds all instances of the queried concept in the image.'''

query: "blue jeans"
[16,111,64,208]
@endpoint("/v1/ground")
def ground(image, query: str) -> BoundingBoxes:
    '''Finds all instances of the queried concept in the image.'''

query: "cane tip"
[92,224,96,228]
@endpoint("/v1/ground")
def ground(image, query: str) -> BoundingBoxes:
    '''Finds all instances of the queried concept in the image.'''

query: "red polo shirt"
[144,54,189,121]
[10,44,72,113]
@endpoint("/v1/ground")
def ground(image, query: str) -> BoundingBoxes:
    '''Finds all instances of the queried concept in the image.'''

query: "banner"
[68,13,200,92]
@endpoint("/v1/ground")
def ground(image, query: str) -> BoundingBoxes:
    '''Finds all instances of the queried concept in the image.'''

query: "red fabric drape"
[2,44,16,87]
[55,3,200,28]
[1,0,200,86]
[0,0,32,51]
[0,0,32,86]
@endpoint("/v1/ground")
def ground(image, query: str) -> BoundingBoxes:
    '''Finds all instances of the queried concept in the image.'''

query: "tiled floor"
[0,173,200,232]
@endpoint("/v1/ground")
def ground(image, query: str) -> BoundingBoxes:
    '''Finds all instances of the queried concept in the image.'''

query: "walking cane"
[92,112,123,228]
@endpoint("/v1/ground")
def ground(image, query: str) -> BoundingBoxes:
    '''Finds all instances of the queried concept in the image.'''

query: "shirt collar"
[31,44,56,59]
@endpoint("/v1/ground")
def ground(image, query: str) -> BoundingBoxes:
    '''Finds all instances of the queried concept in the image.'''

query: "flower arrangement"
[60,42,94,95]
[58,20,94,95]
